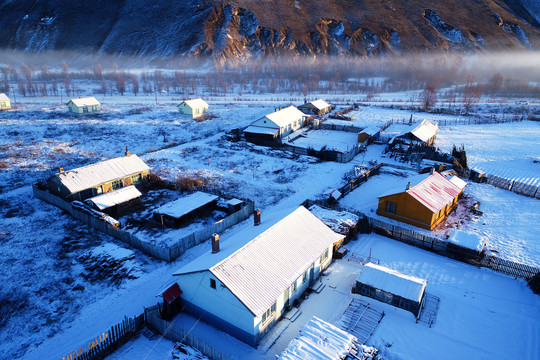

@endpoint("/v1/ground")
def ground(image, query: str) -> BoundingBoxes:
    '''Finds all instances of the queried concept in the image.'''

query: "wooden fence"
[336,163,383,199]
[145,305,233,360]
[59,314,145,360]
[383,115,523,128]
[485,174,540,199]
[33,185,255,262]
[317,123,364,133]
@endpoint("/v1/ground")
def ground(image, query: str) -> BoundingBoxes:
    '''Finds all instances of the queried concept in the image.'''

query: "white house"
[177,98,209,118]
[0,93,11,110]
[66,97,101,114]
[173,206,344,346]
[243,105,307,144]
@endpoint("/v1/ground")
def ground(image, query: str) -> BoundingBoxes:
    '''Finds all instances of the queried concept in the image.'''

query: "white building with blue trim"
[173,206,344,346]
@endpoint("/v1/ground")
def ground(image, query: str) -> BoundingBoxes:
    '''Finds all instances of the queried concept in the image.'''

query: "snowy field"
[1,91,539,360]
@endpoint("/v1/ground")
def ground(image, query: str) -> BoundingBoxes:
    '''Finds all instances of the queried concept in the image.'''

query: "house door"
[284,288,290,308]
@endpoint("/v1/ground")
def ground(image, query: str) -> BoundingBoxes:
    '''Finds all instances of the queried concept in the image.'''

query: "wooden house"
[356,263,427,317]
[66,96,101,114]
[244,106,307,144]
[47,153,150,202]
[85,185,143,216]
[393,119,438,146]
[153,191,219,228]
[173,206,344,346]
[376,172,466,230]
[298,99,331,116]
[177,98,209,118]
[0,93,11,110]
[357,126,381,145]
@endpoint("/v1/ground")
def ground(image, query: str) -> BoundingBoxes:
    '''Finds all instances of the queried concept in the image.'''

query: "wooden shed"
[355,263,427,317]
[357,126,381,145]
[153,191,218,228]
[376,172,466,230]
[394,119,438,146]
[66,96,101,114]
[47,153,150,202]
[85,185,143,216]
[177,98,209,118]
[0,93,11,110]
[298,99,332,116]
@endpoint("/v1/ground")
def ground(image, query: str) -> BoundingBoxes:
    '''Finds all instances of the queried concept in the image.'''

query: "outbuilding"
[66,96,101,114]
[85,185,143,216]
[153,191,219,228]
[355,263,427,317]
[0,93,11,110]
[376,172,466,230]
[47,152,150,202]
[244,105,307,144]
[298,99,332,116]
[392,119,438,146]
[173,206,344,346]
[177,98,209,118]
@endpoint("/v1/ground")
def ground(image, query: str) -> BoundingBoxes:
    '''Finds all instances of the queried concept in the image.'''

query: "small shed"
[393,120,438,146]
[85,185,142,216]
[67,97,101,114]
[357,126,381,144]
[177,98,209,118]
[298,99,332,116]
[446,230,486,261]
[355,263,427,317]
[226,198,244,214]
[0,93,11,110]
[154,191,218,228]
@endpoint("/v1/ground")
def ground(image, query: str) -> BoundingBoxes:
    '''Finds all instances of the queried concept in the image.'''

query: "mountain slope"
[0,0,538,60]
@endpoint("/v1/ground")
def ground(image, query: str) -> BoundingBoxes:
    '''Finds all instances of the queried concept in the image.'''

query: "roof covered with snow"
[409,120,438,143]
[175,206,343,316]
[278,316,357,360]
[178,98,208,109]
[449,176,467,190]
[154,191,218,219]
[243,125,280,135]
[358,263,427,303]
[68,97,100,107]
[264,105,305,128]
[86,185,142,210]
[379,172,466,213]
[360,126,380,136]
[449,230,485,250]
[52,154,149,194]
[299,99,331,110]
[0,93,9,101]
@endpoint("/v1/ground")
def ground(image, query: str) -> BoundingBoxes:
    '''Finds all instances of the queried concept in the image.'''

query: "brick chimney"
[211,233,220,253]
[254,209,261,226]
[125,146,130,156]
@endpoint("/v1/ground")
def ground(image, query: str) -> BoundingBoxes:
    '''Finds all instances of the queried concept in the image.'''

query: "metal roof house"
[173,206,344,346]
[376,172,466,230]
[244,106,307,145]
[177,98,209,118]
[298,99,332,116]
[47,152,150,202]
[66,96,101,114]
[355,263,427,317]
[0,93,11,110]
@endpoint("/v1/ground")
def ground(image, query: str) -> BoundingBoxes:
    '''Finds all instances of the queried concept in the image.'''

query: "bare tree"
[116,75,126,95]
[419,86,437,111]
[462,76,480,115]
[129,74,139,96]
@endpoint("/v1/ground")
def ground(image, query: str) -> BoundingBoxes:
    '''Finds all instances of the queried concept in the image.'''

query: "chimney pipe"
[406,182,411,190]
[254,209,261,226]
[430,167,435,174]
[211,233,220,253]
[125,146,130,156]
[59,167,64,172]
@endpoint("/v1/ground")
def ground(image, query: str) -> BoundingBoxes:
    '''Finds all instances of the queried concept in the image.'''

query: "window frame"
[385,201,397,214]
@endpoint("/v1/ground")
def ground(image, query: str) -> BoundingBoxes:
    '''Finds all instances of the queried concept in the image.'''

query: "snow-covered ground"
[1,90,539,360]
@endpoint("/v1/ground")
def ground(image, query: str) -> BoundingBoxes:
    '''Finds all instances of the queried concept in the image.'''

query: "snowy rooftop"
[178,98,209,109]
[52,154,150,194]
[243,125,279,135]
[264,105,305,128]
[277,316,357,360]
[68,96,100,107]
[360,126,380,136]
[154,191,218,219]
[357,263,427,303]
[86,185,142,210]
[449,176,467,190]
[300,99,331,110]
[0,93,9,101]
[175,206,344,316]
[409,120,438,143]
[379,172,466,213]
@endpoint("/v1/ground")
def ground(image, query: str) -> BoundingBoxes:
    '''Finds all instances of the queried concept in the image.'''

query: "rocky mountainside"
[0,0,538,61]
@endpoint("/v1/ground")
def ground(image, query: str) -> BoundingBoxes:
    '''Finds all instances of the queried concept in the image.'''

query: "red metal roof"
[407,172,464,213]
[162,283,182,304]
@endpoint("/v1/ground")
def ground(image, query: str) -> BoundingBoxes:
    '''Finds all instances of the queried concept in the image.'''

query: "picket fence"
[59,314,145,360]
[485,174,540,199]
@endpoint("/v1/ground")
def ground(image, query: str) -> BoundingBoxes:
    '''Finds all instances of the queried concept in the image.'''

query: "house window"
[131,173,142,184]
[83,107,88,113]
[210,278,216,289]
[320,248,329,263]
[111,179,123,190]
[385,201,397,214]
[261,301,277,324]
[95,186,103,195]
[302,270,308,283]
